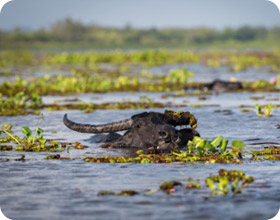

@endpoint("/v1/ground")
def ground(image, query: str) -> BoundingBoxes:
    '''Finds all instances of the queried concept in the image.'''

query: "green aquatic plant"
[250,146,280,156]
[163,68,193,84]
[97,169,254,198]
[45,154,71,160]
[160,181,183,194]
[205,169,254,195]
[186,136,245,157]
[0,123,20,145]
[0,91,41,116]
[0,145,13,151]
[255,104,274,117]
[45,99,187,112]
[98,190,139,197]
[84,136,246,164]
[244,80,277,92]
[22,113,45,144]
[0,119,72,152]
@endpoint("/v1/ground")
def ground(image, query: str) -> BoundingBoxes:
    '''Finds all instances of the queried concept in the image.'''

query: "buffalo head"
[63,110,199,150]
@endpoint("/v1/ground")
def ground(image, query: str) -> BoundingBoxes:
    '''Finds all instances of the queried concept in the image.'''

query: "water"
[0,64,280,220]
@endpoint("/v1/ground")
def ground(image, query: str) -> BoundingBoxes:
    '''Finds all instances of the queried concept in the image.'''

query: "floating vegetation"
[255,104,275,117]
[1,50,280,72]
[0,67,196,97]
[0,115,81,152]
[164,68,193,84]
[83,137,280,163]
[0,93,187,116]
[264,155,280,160]
[0,50,280,100]
[45,99,187,112]
[72,142,88,149]
[249,96,265,101]
[240,109,254,113]
[97,190,139,197]
[2,76,278,99]
[186,183,201,189]
[205,169,254,195]
[187,136,245,158]
[84,136,247,164]
[250,146,280,156]
[97,169,254,197]
[160,181,183,194]
[45,154,71,160]
[0,92,41,116]
[243,80,278,92]
[0,145,13,151]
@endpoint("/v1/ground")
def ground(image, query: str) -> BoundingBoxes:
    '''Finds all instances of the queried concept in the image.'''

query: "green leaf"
[188,143,195,154]
[255,104,261,113]
[210,136,223,148]
[38,138,47,145]
[36,128,44,138]
[205,142,217,153]
[195,139,206,149]
[231,178,240,193]
[220,139,228,152]
[21,126,31,137]
[141,158,151,163]
[218,176,229,194]
[193,136,203,145]
[197,146,205,156]
[206,178,216,191]
[231,140,246,149]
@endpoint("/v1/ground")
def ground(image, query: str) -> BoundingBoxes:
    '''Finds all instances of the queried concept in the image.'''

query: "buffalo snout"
[157,125,182,150]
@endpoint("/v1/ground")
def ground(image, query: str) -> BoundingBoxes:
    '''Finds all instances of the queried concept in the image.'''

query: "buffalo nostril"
[159,131,168,138]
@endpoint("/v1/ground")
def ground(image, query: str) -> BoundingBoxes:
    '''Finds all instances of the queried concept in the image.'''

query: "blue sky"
[0,0,280,30]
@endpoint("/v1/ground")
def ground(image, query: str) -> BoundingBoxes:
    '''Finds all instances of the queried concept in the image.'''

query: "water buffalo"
[63,110,199,150]
[202,80,243,92]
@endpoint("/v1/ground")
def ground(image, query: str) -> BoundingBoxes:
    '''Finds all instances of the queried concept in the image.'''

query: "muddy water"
[0,64,280,220]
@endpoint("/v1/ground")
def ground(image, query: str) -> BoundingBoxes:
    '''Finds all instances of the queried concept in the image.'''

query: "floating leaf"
[231,140,246,149]
[21,126,32,137]
[206,178,216,191]
[210,136,223,148]
[219,139,228,152]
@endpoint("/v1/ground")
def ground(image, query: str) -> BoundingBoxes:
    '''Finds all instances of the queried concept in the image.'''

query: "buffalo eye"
[158,131,168,138]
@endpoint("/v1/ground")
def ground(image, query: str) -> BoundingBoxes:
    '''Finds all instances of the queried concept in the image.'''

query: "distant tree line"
[0,18,279,48]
